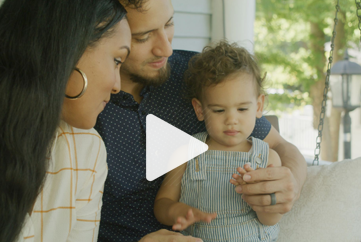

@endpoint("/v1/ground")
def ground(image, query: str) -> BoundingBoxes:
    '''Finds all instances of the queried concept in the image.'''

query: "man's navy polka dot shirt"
[95,50,271,242]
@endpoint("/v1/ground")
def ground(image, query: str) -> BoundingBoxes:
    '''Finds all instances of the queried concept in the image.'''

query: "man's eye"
[135,36,149,43]
[165,21,174,28]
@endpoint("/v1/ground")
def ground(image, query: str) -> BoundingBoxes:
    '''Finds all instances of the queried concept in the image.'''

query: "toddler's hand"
[230,162,258,186]
[172,208,217,231]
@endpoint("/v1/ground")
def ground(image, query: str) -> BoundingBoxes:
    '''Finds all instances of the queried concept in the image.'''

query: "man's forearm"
[263,126,307,198]
[273,140,307,198]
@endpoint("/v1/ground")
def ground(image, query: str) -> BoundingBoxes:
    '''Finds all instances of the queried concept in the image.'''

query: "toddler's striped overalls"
[180,132,279,242]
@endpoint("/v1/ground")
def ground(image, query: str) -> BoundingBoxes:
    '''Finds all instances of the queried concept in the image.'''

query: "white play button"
[146,114,208,181]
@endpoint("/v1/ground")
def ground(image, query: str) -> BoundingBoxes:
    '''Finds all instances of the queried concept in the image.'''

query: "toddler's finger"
[243,162,254,172]
[203,216,212,223]
[237,167,247,175]
[229,179,240,186]
[208,212,217,222]
[232,173,246,185]
[174,223,189,231]
[186,209,194,220]
[173,218,188,230]
[180,217,192,230]
[210,212,217,219]
[232,173,242,181]
[201,212,217,223]
[176,216,188,226]
[172,223,182,231]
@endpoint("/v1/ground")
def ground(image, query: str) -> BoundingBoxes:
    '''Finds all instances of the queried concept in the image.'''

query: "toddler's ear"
[256,94,265,118]
[191,98,204,121]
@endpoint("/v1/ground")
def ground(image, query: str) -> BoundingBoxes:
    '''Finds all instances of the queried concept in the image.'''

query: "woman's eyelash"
[114,59,122,65]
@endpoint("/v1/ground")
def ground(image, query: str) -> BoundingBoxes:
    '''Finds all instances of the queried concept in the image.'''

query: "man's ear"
[256,94,265,118]
[191,98,204,121]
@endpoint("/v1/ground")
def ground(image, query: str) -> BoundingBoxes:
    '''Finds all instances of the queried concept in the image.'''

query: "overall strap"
[248,137,269,169]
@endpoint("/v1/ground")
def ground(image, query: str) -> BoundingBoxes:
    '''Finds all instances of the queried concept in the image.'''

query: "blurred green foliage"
[255,0,359,112]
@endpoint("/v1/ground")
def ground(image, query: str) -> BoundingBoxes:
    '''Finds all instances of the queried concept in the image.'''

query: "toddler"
[154,41,282,242]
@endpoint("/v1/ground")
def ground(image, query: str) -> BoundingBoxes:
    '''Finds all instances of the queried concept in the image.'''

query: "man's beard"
[126,62,171,87]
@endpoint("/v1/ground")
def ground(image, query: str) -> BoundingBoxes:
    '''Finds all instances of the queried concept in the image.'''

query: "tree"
[255,0,358,161]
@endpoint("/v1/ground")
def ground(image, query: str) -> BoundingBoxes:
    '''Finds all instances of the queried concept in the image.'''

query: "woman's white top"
[18,121,108,242]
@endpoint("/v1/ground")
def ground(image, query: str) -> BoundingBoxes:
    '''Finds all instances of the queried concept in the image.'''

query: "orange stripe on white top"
[18,121,108,242]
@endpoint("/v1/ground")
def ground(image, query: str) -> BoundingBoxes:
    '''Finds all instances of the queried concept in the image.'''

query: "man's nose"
[152,29,173,57]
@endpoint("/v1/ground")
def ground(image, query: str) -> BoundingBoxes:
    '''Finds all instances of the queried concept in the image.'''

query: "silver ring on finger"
[270,193,276,206]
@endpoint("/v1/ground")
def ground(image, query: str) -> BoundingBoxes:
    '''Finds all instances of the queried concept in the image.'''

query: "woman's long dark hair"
[0,0,140,241]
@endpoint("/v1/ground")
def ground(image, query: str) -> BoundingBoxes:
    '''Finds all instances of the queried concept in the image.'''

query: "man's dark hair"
[120,0,147,9]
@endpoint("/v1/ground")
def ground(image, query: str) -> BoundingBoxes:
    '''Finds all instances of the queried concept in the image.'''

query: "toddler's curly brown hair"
[184,40,265,101]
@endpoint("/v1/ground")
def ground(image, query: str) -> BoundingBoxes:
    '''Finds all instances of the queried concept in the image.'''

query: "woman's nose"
[111,74,121,94]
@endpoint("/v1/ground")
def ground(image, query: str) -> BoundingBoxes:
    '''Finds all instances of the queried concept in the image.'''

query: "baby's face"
[193,73,264,150]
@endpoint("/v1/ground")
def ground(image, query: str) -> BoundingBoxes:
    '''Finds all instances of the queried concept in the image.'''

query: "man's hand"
[233,166,299,214]
[139,229,203,242]
[172,208,217,231]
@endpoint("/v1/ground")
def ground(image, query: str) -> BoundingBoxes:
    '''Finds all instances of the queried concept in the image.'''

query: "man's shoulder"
[166,50,199,83]
[169,49,199,65]
[172,49,199,57]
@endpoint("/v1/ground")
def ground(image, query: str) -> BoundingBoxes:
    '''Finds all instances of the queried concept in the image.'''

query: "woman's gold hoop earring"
[65,68,88,100]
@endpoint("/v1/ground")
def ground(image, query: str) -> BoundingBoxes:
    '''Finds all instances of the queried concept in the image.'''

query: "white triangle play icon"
[146,114,208,181]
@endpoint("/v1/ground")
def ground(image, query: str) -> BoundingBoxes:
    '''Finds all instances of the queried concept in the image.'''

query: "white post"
[211,0,256,54]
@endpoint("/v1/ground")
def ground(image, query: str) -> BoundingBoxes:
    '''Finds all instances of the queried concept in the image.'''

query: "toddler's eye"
[213,110,224,113]
[238,108,248,111]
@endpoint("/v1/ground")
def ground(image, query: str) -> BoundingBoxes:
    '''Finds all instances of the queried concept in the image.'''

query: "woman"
[0,0,203,240]
[0,0,136,241]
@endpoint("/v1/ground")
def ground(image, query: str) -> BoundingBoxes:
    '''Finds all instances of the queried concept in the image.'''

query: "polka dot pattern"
[94,50,271,242]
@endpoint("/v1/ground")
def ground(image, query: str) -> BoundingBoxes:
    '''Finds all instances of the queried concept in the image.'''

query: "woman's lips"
[224,130,239,136]
[148,58,167,69]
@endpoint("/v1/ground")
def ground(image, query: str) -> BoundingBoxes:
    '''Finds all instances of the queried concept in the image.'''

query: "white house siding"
[172,0,256,53]
[172,0,212,52]
[211,0,256,54]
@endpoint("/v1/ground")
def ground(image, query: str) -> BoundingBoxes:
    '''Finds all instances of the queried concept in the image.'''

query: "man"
[95,0,307,241]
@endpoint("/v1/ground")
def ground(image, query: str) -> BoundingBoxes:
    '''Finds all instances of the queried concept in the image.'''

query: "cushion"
[277,158,361,242]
